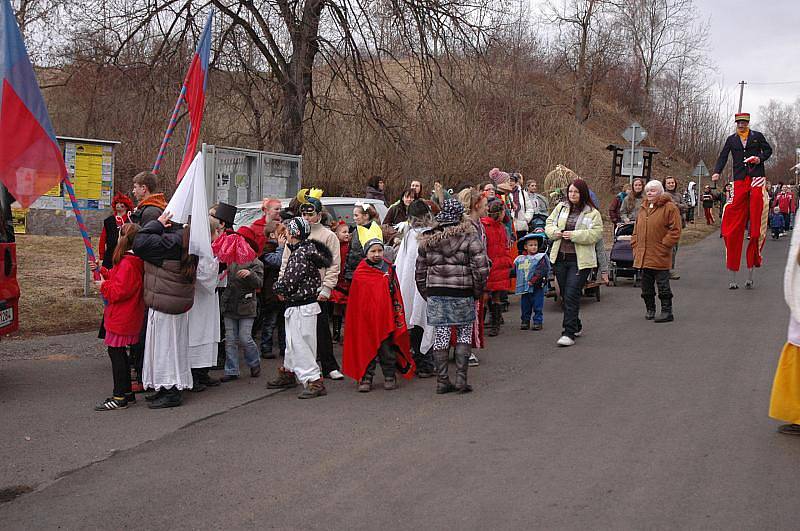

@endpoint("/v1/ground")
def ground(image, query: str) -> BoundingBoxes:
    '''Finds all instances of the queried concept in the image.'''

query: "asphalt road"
[1,231,797,529]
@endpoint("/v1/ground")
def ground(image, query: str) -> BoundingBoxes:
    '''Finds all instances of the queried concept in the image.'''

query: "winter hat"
[363,238,385,256]
[236,226,261,254]
[489,167,511,186]
[284,217,311,241]
[436,198,464,225]
[211,202,237,227]
[111,192,134,212]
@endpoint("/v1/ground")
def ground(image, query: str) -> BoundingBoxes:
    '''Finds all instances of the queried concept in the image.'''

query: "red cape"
[342,259,414,381]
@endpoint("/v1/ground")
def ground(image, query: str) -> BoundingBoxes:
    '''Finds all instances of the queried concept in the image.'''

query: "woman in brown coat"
[631,180,682,323]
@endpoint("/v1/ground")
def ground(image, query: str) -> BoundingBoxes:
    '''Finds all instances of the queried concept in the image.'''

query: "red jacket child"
[481,213,514,292]
[99,253,145,337]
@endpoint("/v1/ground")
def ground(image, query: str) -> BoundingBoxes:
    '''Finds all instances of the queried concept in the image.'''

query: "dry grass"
[13,235,103,338]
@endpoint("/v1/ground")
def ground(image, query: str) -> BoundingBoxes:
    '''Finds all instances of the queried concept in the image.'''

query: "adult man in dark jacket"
[711,112,773,289]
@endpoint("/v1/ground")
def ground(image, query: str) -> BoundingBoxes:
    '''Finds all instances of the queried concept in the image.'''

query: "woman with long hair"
[620,178,645,223]
[545,179,603,347]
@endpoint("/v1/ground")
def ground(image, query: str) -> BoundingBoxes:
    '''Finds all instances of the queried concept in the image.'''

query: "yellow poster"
[12,209,27,235]
[73,144,103,200]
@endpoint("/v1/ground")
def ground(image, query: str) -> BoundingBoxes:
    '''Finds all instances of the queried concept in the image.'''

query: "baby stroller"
[609,223,639,286]
[528,214,548,232]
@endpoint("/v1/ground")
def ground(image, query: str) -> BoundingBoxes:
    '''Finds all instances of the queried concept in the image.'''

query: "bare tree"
[545,0,622,123]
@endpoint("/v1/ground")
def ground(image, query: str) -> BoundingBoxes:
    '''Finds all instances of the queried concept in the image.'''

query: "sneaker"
[778,424,800,436]
[744,279,753,289]
[557,336,575,347]
[574,330,582,337]
[298,379,327,399]
[94,396,128,411]
[468,353,480,367]
[266,370,298,389]
[729,282,739,290]
[358,379,372,393]
[383,377,397,391]
[144,388,165,402]
[532,323,542,331]
[670,271,680,280]
[520,322,530,330]
[131,381,144,393]
[220,374,239,383]
[327,370,345,380]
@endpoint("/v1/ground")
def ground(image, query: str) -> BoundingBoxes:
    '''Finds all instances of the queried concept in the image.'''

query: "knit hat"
[436,198,464,225]
[111,192,134,212]
[489,167,510,186]
[284,217,311,241]
[362,238,384,256]
[211,202,237,227]
[236,225,261,254]
[734,112,750,123]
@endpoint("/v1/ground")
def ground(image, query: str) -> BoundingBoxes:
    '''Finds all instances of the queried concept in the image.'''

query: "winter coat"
[480,216,514,292]
[545,203,603,270]
[274,239,333,306]
[383,203,408,226]
[713,129,773,181]
[259,239,282,307]
[99,213,131,269]
[620,194,643,223]
[133,220,196,315]
[99,253,145,336]
[365,186,387,204]
[631,194,682,271]
[130,194,166,227]
[343,221,379,281]
[221,259,264,319]
[415,219,490,300]
[279,221,340,298]
[608,192,626,226]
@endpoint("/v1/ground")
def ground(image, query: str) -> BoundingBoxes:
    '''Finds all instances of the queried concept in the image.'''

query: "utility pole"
[738,81,747,113]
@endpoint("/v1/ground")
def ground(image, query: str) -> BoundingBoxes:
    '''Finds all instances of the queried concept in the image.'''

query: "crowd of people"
[90,165,691,410]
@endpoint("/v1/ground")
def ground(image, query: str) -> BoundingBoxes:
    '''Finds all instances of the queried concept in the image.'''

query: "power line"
[747,80,800,86]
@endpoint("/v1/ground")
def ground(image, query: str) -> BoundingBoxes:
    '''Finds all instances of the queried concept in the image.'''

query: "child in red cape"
[342,235,415,392]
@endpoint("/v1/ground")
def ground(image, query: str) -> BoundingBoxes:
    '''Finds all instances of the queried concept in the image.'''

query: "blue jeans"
[224,317,260,376]
[520,289,545,324]
[259,307,280,354]
[553,256,591,339]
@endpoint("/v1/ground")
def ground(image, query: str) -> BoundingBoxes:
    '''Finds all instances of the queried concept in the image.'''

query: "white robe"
[142,309,193,390]
[188,255,220,369]
[394,225,434,354]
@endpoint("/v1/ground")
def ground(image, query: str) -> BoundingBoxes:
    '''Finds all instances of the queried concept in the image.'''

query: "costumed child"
[769,226,800,435]
[220,226,264,382]
[481,198,514,337]
[342,226,415,392]
[772,206,785,240]
[511,230,551,331]
[92,224,145,411]
[343,202,381,280]
[330,221,351,343]
[98,192,134,269]
[269,217,333,399]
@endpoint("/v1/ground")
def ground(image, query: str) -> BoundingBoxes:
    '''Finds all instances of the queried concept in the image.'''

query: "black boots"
[654,297,674,323]
[488,303,502,337]
[453,344,472,394]
[644,297,656,320]
[433,349,455,394]
[148,387,182,409]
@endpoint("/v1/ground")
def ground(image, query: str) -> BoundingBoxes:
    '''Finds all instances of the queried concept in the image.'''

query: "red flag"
[0,0,66,208]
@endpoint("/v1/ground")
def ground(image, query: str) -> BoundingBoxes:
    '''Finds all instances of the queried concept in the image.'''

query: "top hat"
[212,202,237,227]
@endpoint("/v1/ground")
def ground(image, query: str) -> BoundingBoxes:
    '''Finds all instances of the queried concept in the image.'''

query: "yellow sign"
[12,209,27,235]
[73,144,103,200]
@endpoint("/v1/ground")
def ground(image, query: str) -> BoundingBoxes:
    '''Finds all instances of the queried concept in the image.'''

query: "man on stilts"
[712,112,773,289]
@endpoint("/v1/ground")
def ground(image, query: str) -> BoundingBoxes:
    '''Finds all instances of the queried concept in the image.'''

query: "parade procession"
[1,0,800,528]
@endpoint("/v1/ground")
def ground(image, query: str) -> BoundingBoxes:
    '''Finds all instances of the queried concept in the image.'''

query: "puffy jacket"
[415,220,490,300]
[280,221,340,298]
[545,202,603,270]
[631,194,682,270]
[480,216,514,292]
[133,220,196,315]
[99,253,145,336]
[274,239,333,306]
[221,259,264,319]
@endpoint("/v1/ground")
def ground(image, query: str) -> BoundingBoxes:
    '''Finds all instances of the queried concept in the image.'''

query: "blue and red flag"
[153,10,214,183]
[0,0,66,208]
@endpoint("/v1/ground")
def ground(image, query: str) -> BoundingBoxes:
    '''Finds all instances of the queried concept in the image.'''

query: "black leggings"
[108,346,131,397]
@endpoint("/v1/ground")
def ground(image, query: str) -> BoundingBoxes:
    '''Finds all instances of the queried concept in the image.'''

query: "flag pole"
[152,85,187,174]
[61,175,101,281]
